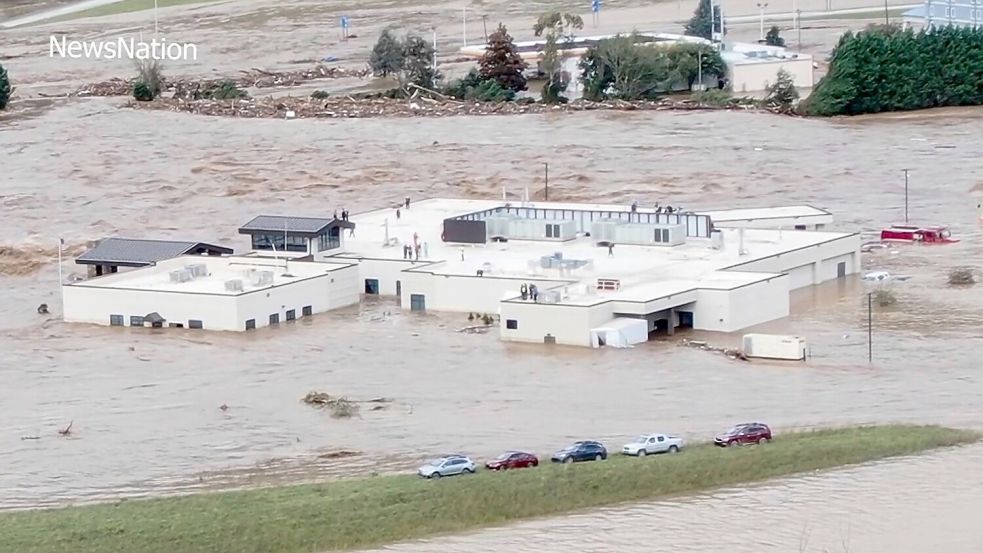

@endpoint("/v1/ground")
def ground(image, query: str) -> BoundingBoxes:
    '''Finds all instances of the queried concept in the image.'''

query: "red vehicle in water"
[485,451,539,470]
[880,225,958,244]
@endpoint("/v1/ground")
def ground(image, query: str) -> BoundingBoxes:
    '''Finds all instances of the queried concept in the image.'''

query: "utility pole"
[883,0,890,25]
[482,14,488,42]
[544,163,549,201]
[431,28,437,74]
[797,9,802,49]
[697,50,703,89]
[903,169,910,224]
[462,7,467,46]
[154,0,159,36]
[867,292,873,363]
[757,2,768,41]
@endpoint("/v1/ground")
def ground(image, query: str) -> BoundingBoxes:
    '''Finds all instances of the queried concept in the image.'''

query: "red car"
[714,423,772,447]
[485,451,539,470]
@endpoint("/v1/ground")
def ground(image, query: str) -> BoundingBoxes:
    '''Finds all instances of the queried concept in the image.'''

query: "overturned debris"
[317,449,361,460]
[68,65,371,98]
[679,338,749,361]
[303,392,393,418]
[128,95,773,119]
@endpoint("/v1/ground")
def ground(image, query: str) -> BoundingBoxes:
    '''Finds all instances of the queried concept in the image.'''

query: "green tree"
[765,68,799,111]
[370,29,404,77]
[479,24,528,92]
[533,11,584,103]
[684,0,714,39]
[132,59,162,101]
[0,63,11,110]
[665,43,726,88]
[765,26,785,47]
[400,33,440,90]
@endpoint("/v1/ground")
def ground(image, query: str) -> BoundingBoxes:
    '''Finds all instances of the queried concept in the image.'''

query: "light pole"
[883,0,890,25]
[544,163,549,201]
[903,169,909,224]
[154,0,159,36]
[797,9,802,49]
[697,49,703,89]
[431,28,437,74]
[462,7,467,46]
[482,14,488,42]
[867,292,873,363]
[757,2,768,41]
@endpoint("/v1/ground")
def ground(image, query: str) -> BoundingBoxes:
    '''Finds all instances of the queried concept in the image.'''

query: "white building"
[333,199,859,348]
[63,255,359,331]
[63,200,857,345]
[903,0,983,28]
[458,31,814,96]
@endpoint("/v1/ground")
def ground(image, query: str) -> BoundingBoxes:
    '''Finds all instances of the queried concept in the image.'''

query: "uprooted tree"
[369,28,405,78]
[0,63,11,110]
[765,25,786,47]
[479,23,528,92]
[765,68,799,112]
[533,11,583,103]
[132,59,163,101]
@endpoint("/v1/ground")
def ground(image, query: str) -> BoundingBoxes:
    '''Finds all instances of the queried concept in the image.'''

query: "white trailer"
[742,333,807,361]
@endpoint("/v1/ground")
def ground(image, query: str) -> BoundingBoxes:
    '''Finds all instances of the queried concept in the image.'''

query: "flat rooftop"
[68,255,354,295]
[338,199,855,305]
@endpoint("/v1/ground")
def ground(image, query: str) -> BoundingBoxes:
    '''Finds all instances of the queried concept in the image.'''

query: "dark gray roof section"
[238,215,354,237]
[76,238,232,267]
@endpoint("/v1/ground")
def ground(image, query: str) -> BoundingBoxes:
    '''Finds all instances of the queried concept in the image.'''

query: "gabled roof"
[238,215,354,237]
[76,238,233,267]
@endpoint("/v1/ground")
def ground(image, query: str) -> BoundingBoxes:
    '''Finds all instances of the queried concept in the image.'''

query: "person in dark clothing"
[608,243,614,256]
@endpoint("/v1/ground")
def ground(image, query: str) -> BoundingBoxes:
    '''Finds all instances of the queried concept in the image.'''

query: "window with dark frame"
[269,313,280,325]
[110,315,124,326]
[188,320,203,329]
[302,306,313,317]
[506,319,518,329]
[286,309,296,321]
[245,319,256,330]
[130,315,144,327]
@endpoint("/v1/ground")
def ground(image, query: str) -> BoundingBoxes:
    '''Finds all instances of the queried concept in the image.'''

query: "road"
[0,0,128,29]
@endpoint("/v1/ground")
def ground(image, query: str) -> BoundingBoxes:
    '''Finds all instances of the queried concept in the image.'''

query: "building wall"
[339,257,418,296]
[400,269,569,314]
[693,276,790,332]
[723,234,860,290]
[499,300,614,347]
[63,264,360,331]
[728,58,814,93]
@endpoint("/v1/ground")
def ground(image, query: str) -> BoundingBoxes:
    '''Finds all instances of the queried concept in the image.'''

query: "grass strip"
[0,425,976,553]
[51,0,221,22]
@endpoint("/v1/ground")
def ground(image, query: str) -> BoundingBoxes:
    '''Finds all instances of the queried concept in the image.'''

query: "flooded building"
[62,199,857,342]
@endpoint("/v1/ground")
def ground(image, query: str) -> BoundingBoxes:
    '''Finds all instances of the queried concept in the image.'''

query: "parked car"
[550,441,608,463]
[621,434,684,456]
[417,455,476,479]
[714,423,772,447]
[485,451,539,471]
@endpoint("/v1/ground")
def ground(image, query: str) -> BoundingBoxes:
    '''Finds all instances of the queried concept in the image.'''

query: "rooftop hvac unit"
[256,270,274,285]
[224,279,244,292]
[711,229,724,250]
[185,263,208,277]
[541,290,561,304]
[169,269,193,283]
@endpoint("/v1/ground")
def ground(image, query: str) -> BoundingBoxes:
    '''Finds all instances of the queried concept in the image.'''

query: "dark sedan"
[550,440,608,464]
[485,451,539,471]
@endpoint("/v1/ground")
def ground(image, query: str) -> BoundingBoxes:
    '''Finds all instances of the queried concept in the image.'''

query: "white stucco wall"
[722,234,860,290]
[693,275,790,332]
[499,299,614,347]
[728,58,814,94]
[339,257,418,296]
[399,269,568,314]
[63,264,360,331]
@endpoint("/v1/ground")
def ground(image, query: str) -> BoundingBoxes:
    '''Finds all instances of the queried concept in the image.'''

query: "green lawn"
[0,425,976,553]
[52,0,224,22]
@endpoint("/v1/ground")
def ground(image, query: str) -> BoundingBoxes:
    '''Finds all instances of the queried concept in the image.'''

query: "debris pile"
[129,95,772,119]
[69,65,371,97]
[948,267,976,286]
[679,338,749,361]
[302,392,393,418]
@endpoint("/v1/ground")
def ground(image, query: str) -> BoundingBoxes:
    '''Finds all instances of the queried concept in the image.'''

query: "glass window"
[506,319,518,329]
[286,309,296,321]
[253,233,307,252]
[302,306,313,317]
[245,319,256,330]
[318,228,341,251]
[269,313,279,325]
[110,315,124,326]
[188,320,203,329]
[130,315,144,327]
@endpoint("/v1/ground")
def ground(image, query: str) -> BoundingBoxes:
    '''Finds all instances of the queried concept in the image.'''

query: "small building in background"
[238,215,354,260]
[75,238,232,277]
[902,0,983,29]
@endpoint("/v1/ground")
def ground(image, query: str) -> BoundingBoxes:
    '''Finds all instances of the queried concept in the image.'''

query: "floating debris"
[948,267,976,286]
[317,449,361,460]
[679,339,749,361]
[58,420,74,437]
[302,392,363,418]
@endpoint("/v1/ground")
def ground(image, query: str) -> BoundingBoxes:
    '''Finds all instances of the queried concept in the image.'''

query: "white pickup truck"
[621,434,684,456]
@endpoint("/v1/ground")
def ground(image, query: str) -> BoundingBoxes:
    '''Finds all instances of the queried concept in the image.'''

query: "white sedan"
[621,434,684,456]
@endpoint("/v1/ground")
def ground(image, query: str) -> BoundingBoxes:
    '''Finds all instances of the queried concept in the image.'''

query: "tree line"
[0,63,11,110]
[803,24,983,116]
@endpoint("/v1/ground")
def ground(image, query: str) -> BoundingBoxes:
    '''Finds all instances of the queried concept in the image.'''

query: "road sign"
[340,16,350,29]
[592,0,601,13]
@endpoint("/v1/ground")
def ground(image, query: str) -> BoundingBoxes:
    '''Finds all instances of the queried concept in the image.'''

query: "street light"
[757,2,769,41]
[903,169,910,224]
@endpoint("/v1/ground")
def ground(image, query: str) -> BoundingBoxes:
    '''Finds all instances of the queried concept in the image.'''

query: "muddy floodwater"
[3,101,983,549]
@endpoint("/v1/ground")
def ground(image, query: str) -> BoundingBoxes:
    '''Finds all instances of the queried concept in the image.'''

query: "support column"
[812,261,821,284]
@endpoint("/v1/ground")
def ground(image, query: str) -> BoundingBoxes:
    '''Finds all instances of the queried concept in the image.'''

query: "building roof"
[904,2,982,24]
[238,215,354,237]
[76,238,233,267]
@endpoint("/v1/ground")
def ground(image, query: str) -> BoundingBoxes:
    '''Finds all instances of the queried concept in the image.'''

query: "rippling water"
[2,100,983,550]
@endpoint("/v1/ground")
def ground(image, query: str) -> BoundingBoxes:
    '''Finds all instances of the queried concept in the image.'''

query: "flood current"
[2,99,982,550]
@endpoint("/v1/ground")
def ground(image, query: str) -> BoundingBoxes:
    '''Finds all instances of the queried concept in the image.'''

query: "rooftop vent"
[169,269,193,283]
[185,263,208,277]
[224,279,244,292]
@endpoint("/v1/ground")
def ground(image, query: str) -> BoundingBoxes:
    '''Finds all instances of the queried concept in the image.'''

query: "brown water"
[2,83,983,548]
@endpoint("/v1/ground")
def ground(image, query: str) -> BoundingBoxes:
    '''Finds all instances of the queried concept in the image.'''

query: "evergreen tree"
[765,68,799,112]
[0,63,11,110]
[479,24,528,92]
[370,29,405,78]
[765,26,785,47]
[684,0,714,39]
[533,11,583,103]
[401,33,439,90]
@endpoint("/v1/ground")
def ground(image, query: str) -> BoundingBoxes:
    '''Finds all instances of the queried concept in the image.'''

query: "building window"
[286,309,296,321]
[245,319,256,330]
[302,306,313,317]
[169,323,184,328]
[252,233,308,253]
[318,227,341,251]
[110,315,124,326]
[188,320,203,329]
[269,313,280,325]
[545,223,560,238]
[654,229,662,243]
[661,229,669,243]
[130,315,144,327]
[506,319,518,329]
